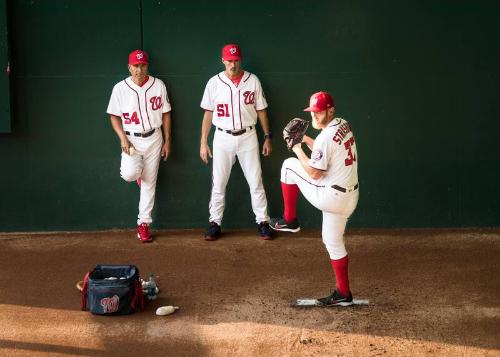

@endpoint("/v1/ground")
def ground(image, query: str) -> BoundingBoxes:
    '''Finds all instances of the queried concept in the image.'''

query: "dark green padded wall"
[1,0,142,231]
[0,0,9,132]
[0,0,499,231]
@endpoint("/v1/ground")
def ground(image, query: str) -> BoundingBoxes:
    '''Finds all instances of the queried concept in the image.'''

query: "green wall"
[0,0,499,232]
[0,0,9,132]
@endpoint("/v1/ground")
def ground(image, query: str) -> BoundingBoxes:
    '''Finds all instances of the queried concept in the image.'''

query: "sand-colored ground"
[0,228,499,356]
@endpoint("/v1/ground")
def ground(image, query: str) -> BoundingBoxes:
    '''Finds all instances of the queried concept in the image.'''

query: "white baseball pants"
[209,128,270,225]
[120,128,162,225]
[281,158,359,259]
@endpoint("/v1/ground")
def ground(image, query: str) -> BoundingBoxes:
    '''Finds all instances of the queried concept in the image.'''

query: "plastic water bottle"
[147,273,158,300]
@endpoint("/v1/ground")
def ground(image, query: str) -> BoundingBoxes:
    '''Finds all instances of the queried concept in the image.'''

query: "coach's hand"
[120,138,132,155]
[262,138,272,157]
[200,143,213,164]
[161,140,170,161]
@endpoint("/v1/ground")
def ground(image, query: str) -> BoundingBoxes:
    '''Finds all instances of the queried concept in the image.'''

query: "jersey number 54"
[123,112,140,125]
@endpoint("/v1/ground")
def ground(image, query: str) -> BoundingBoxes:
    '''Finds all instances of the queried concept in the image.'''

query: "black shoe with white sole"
[317,289,353,307]
[269,217,300,233]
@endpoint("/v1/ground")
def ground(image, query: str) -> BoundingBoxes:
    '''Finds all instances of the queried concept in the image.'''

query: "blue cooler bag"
[81,265,144,315]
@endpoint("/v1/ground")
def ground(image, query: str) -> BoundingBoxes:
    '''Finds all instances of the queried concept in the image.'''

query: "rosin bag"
[81,265,144,315]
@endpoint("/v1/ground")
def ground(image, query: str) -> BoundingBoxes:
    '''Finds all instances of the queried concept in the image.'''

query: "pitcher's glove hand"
[283,118,309,151]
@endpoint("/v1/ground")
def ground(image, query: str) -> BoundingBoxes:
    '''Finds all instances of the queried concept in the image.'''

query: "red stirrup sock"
[281,182,299,222]
[331,255,350,296]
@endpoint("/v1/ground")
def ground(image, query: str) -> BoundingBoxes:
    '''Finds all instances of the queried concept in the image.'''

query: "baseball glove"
[283,118,309,151]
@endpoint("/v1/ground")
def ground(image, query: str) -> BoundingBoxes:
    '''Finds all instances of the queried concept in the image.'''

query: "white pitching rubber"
[295,299,318,306]
[352,299,369,305]
[295,298,370,307]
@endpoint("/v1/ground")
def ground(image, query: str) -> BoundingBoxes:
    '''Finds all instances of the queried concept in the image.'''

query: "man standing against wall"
[107,50,172,242]
[271,91,359,306]
[199,44,273,241]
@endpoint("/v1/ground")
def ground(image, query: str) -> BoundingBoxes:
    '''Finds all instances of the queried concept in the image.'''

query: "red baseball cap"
[128,50,149,65]
[222,44,242,61]
[304,91,334,112]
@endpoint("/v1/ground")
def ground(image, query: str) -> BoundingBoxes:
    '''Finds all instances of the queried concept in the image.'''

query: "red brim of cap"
[304,106,321,112]
[129,61,148,65]
[222,55,241,61]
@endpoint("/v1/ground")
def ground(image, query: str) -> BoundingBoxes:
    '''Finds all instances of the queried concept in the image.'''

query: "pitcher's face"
[310,108,334,129]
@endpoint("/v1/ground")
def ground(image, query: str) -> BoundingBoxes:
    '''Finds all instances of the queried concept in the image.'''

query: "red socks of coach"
[281,182,299,222]
[331,255,350,296]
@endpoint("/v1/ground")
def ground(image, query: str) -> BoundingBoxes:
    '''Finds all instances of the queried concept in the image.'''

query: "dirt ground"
[0,228,499,356]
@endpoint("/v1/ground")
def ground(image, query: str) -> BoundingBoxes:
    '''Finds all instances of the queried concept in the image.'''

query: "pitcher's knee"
[282,157,298,170]
[323,241,348,260]
[281,158,299,182]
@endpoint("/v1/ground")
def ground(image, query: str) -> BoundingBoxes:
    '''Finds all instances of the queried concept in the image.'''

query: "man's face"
[128,63,148,81]
[310,108,334,129]
[222,59,242,77]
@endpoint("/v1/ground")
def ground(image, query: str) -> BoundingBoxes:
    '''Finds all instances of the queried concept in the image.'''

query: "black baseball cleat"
[258,221,273,240]
[204,222,221,241]
[317,289,354,307]
[269,217,300,233]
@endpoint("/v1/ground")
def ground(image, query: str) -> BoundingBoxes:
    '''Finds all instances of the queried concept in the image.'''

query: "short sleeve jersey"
[308,118,358,187]
[200,71,267,130]
[107,76,171,133]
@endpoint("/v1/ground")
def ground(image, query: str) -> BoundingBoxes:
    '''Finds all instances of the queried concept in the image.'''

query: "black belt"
[217,126,253,136]
[125,129,155,138]
[332,184,358,193]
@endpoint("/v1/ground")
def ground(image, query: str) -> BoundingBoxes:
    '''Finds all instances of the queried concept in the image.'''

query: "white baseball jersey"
[308,118,358,188]
[106,75,171,226]
[278,118,358,260]
[200,71,267,130]
[107,76,171,133]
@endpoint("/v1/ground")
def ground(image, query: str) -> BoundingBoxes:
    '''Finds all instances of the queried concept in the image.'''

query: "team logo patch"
[243,91,255,105]
[331,118,341,127]
[230,47,237,54]
[136,52,144,60]
[100,295,120,313]
[311,149,323,161]
[311,97,318,105]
